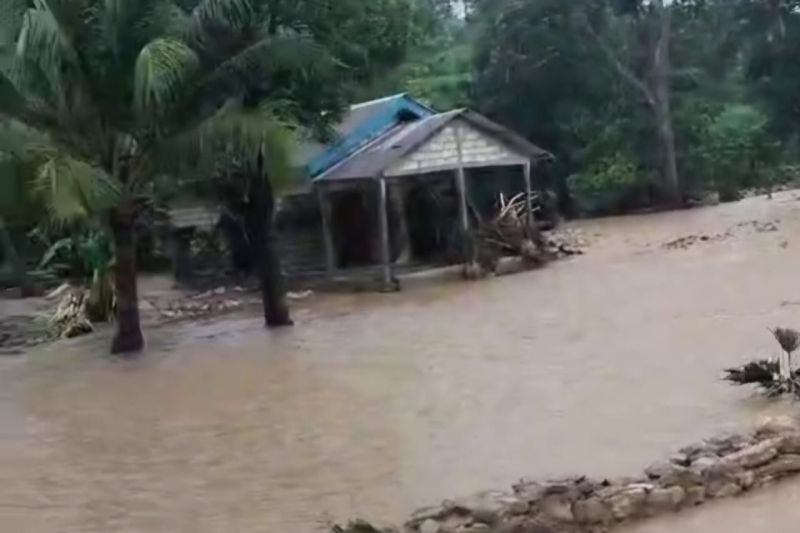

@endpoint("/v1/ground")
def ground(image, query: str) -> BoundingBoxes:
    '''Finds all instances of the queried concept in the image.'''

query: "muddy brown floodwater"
[4,192,800,533]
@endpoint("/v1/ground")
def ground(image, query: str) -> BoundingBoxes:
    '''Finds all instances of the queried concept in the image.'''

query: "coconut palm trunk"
[109,204,144,354]
[247,160,292,328]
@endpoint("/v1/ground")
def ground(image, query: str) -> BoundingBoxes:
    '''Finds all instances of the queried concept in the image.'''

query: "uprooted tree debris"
[725,327,800,397]
[466,193,584,279]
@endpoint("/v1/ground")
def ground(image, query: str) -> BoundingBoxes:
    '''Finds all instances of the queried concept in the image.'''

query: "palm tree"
[0,0,320,354]
[0,119,117,294]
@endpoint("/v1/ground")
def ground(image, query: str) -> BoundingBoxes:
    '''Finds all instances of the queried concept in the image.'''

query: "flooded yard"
[3,192,800,532]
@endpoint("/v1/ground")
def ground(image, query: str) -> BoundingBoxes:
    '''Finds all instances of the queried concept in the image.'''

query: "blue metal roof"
[304,94,435,179]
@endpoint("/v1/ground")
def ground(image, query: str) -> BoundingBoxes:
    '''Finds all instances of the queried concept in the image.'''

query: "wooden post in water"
[317,185,336,277]
[377,176,393,290]
[523,161,534,227]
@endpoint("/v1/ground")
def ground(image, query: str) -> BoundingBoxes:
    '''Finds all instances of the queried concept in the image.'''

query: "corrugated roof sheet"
[297,94,435,179]
[314,110,552,183]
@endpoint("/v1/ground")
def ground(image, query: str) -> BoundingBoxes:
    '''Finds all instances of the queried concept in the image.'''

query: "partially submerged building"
[281,94,553,288]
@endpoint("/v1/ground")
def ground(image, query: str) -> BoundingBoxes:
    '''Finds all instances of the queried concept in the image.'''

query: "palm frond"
[0,70,28,118]
[13,0,102,141]
[34,153,121,224]
[0,119,53,159]
[0,0,27,46]
[181,30,334,119]
[190,0,252,32]
[164,102,295,190]
[94,0,191,57]
[134,37,199,120]
[15,3,63,75]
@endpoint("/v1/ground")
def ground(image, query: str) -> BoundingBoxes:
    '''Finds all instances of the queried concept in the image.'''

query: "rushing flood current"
[4,192,800,532]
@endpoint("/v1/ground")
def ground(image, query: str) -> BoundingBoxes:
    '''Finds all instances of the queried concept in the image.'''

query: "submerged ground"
[3,192,800,532]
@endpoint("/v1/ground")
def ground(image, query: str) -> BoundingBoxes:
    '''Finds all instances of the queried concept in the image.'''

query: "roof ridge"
[349,93,407,110]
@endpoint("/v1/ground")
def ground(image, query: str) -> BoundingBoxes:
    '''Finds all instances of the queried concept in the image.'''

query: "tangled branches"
[725,327,800,397]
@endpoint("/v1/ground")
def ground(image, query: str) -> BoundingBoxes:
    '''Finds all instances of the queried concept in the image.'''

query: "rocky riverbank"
[334,417,800,533]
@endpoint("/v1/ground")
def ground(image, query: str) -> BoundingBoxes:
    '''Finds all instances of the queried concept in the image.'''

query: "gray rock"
[683,486,706,506]
[669,453,690,467]
[540,495,575,523]
[756,454,800,478]
[449,491,509,526]
[513,481,545,505]
[691,456,721,474]
[575,478,603,497]
[420,519,440,533]
[679,442,712,459]
[410,506,447,525]
[756,416,798,437]
[649,463,702,489]
[542,477,585,499]
[779,434,800,454]
[645,486,685,515]
[340,519,401,533]
[735,470,756,490]
[506,500,530,516]
[645,461,673,479]
[606,487,647,521]
[493,517,554,533]
[463,525,491,533]
[706,433,751,455]
[706,480,741,499]
[471,509,498,527]
[719,438,780,469]
[573,497,612,525]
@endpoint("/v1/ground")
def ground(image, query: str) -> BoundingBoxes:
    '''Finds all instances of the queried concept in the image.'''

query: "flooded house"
[158,94,552,289]
[280,94,553,289]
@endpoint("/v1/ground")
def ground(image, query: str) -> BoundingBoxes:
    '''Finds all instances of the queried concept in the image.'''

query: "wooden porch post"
[317,185,336,277]
[455,167,469,234]
[523,161,533,227]
[377,176,393,290]
[453,124,471,262]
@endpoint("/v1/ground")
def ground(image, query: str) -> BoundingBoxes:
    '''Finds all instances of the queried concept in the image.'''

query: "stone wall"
[334,417,800,533]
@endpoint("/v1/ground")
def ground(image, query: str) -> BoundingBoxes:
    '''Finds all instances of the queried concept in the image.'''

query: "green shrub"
[567,153,649,216]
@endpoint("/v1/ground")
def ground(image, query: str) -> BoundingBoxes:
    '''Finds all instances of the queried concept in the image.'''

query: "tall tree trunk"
[109,204,144,355]
[248,172,292,328]
[584,1,681,205]
[653,93,680,205]
[652,2,680,205]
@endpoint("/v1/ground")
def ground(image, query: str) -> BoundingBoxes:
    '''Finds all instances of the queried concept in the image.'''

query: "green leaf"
[134,37,200,119]
[164,103,295,190]
[191,0,252,32]
[33,153,121,224]
[15,4,62,73]
[0,71,27,119]
[38,236,72,268]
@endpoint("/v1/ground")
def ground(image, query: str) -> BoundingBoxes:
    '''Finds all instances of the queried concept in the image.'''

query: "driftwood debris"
[467,193,584,279]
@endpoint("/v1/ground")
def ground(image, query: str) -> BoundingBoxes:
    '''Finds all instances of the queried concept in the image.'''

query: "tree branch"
[578,14,656,108]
